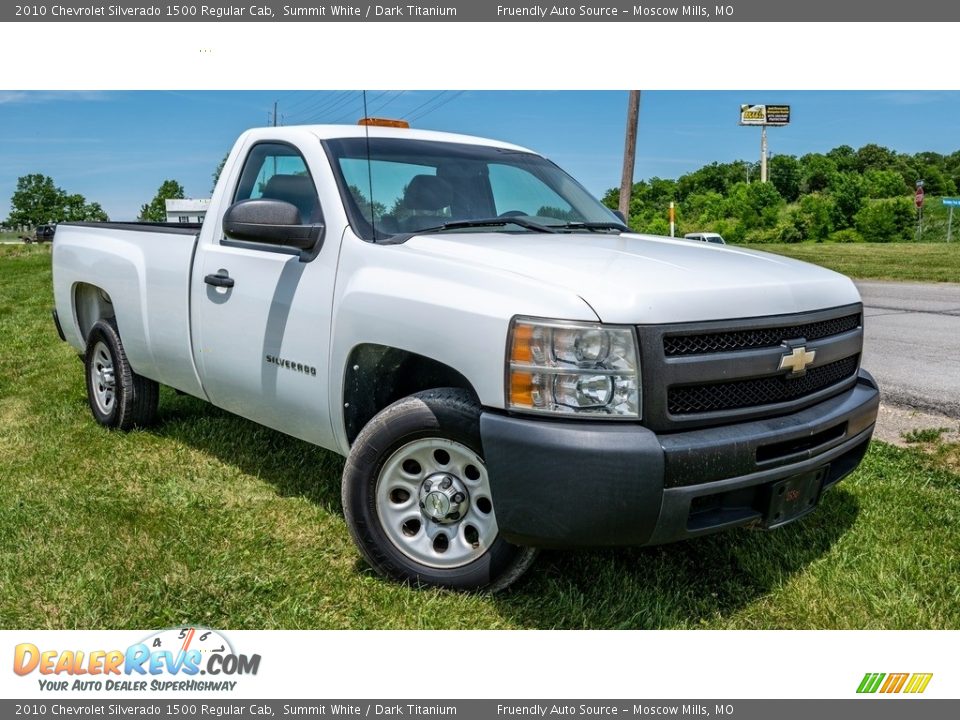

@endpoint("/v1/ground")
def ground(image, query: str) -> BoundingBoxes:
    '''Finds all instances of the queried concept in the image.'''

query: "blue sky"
[1,90,958,221]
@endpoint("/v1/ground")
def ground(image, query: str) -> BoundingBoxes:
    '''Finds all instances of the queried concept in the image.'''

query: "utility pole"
[619,90,641,224]
[273,100,278,127]
[760,125,768,183]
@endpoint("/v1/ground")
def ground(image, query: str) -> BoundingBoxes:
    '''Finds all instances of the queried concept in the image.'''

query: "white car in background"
[684,232,726,245]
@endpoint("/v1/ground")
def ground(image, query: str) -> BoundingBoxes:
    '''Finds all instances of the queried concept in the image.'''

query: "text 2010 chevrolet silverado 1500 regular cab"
[52,122,880,590]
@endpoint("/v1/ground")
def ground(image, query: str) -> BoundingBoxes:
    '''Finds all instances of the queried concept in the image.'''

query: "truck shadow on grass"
[153,390,859,629]
[493,489,860,628]
[154,390,346,516]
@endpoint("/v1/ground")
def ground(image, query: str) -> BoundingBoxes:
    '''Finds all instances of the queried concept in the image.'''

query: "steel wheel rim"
[375,437,498,569]
[90,340,116,415]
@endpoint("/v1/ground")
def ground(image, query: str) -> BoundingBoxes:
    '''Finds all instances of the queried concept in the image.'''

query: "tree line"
[603,143,960,243]
[5,175,188,227]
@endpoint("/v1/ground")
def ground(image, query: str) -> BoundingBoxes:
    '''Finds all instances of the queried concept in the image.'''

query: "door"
[191,140,338,448]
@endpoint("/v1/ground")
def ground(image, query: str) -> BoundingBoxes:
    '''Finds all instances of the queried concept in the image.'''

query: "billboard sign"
[739,104,791,126]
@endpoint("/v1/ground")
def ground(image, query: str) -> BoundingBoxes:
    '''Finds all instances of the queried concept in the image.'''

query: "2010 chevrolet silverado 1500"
[52,122,880,591]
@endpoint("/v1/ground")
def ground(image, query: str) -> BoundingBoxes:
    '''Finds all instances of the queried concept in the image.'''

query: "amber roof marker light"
[358,117,410,128]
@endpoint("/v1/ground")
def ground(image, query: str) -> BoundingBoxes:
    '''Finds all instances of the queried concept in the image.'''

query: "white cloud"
[0,90,107,105]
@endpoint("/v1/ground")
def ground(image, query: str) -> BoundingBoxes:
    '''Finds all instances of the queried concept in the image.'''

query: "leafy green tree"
[856,144,896,172]
[863,169,907,198]
[794,193,835,241]
[7,173,109,226]
[800,154,839,193]
[826,145,858,173]
[725,181,783,230]
[829,173,865,229]
[917,165,955,196]
[139,180,185,222]
[769,154,801,202]
[8,174,64,226]
[855,198,915,242]
[682,191,727,226]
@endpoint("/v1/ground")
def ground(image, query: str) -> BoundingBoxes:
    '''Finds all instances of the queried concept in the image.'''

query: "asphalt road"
[856,280,960,418]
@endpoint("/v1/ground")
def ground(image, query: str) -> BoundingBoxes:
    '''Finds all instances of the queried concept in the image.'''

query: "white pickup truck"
[52,122,879,591]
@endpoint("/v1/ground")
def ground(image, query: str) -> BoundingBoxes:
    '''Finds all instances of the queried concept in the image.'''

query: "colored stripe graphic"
[880,673,909,693]
[857,672,932,694]
[857,673,885,693]
[904,673,933,694]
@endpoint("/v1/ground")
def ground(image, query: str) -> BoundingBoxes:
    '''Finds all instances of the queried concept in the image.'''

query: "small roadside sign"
[944,198,960,242]
[915,186,925,208]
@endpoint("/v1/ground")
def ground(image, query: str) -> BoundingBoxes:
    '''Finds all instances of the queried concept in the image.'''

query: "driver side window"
[233,143,324,225]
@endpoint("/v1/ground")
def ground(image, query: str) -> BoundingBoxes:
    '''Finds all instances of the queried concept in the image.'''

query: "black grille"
[668,355,860,415]
[663,313,861,357]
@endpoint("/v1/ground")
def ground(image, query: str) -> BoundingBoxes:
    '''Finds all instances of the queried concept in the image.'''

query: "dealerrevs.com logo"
[13,627,261,693]
[857,673,933,694]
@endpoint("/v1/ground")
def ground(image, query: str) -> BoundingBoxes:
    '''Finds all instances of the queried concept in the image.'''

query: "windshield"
[324,137,623,241]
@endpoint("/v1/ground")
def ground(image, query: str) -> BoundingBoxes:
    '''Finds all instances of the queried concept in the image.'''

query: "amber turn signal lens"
[509,323,534,364]
[509,370,535,408]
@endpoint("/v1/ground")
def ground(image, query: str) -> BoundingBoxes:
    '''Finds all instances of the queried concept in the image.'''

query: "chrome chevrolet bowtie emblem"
[779,345,816,376]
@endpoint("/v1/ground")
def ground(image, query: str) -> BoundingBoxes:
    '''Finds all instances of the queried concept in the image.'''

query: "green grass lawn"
[738,242,960,283]
[1,245,959,629]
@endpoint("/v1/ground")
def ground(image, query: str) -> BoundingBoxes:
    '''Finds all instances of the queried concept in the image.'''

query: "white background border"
[3,18,958,702]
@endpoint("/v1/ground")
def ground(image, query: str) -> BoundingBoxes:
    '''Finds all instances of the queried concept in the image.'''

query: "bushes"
[792,194,834,242]
[855,198,916,243]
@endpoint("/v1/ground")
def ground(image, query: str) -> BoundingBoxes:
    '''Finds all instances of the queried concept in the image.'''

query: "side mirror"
[613,210,627,224]
[222,198,323,250]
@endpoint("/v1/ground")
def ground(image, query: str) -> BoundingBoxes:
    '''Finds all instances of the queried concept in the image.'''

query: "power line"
[408,91,466,123]
[299,91,348,117]
[368,90,406,115]
[281,92,320,115]
[329,100,367,125]
[293,91,355,122]
[301,91,363,124]
[399,91,449,120]
[328,90,392,124]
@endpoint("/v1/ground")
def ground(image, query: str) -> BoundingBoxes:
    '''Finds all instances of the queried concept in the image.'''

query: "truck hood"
[402,232,861,324]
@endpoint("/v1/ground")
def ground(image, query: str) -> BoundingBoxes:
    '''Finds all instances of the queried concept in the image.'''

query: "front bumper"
[480,370,879,548]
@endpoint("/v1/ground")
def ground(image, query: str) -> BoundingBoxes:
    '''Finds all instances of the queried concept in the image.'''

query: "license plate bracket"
[763,466,828,529]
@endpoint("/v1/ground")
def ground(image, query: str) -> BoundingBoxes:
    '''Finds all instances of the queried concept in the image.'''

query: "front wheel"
[342,388,536,592]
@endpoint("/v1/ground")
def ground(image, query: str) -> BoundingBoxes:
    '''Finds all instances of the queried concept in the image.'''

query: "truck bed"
[52,222,206,399]
[61,221,203,234]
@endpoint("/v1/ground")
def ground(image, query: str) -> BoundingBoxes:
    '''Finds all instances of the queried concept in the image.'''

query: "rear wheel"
[84,319,159,430]
[342,388,536,592]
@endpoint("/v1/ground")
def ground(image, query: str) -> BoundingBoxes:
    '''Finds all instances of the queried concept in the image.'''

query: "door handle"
[204,271,235,288]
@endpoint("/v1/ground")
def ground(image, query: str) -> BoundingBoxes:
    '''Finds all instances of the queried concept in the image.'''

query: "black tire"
[84,318,159,430]
[342,388,537,592]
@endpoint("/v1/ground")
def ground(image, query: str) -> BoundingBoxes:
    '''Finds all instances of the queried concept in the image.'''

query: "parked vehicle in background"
[684,232,726,245]
[51,122,878,592]
[22,224,56,244]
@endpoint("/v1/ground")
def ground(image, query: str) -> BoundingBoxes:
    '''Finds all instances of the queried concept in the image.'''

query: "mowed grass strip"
[1,245,958,629]
[737,242,960,283]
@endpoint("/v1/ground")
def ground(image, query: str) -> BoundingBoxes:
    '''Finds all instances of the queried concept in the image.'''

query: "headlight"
[506,317,640,418]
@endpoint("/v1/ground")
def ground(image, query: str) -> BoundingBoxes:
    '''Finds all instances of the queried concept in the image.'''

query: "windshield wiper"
[413,217,558,235]
[549,221,628,233]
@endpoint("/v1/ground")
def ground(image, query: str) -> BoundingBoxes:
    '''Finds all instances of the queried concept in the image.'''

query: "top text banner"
[6,0,960,22]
